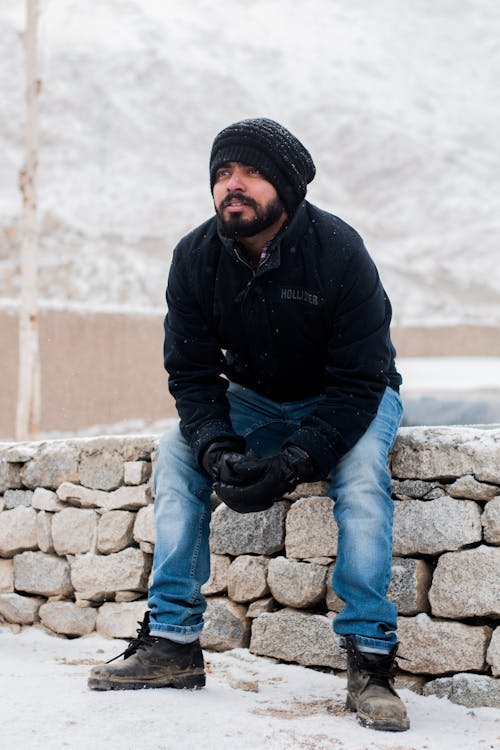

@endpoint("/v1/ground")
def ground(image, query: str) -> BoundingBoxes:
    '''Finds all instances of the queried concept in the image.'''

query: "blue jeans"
[148,383,403,652]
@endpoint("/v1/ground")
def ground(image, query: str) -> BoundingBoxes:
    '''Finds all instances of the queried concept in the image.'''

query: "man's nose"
[226,171,245,191]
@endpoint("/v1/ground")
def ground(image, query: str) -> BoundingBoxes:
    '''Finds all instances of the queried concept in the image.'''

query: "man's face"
[213,161,286,238]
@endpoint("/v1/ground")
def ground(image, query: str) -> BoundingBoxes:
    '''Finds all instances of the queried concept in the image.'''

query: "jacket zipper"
[233,246,273,275]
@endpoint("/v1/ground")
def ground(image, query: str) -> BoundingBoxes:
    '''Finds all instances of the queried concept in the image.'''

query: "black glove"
[214,445,316,514]
[201,438,245,480]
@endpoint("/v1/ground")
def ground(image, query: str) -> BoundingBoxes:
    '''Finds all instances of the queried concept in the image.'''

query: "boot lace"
[346,638,401,688]
[106,611,158,664]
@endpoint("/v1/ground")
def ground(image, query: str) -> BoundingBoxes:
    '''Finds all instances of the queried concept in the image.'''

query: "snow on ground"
[1,627,499,750]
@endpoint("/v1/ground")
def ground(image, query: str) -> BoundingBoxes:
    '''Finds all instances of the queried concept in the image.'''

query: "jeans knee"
[158,426,184,462]
[154,427,210,504]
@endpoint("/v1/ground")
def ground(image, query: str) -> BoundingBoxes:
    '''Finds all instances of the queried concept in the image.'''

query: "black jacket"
[164,201,401,477]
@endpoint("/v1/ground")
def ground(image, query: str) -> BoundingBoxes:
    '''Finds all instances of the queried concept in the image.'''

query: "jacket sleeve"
[287,239,398,477]
[164,244,244,464]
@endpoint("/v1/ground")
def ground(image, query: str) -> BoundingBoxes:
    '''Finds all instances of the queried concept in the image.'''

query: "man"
[89,118,409,732]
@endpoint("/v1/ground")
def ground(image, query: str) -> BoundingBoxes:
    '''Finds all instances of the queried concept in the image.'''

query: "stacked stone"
[0,426,499,709]
[0,437,156,638]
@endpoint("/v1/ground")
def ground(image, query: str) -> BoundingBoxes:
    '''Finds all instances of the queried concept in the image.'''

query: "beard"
[216,193,285,239]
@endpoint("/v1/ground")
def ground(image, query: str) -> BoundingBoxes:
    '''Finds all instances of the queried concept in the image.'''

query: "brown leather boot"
[345,636,410,732]
[88,612,205,691]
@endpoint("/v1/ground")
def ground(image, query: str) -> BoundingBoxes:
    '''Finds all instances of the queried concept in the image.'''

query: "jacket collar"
[217,201,310,272]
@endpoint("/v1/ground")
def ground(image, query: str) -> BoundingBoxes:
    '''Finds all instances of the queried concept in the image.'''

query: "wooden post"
[16,0,41,441]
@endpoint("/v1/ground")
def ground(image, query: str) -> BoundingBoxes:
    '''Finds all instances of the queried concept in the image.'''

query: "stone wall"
[1,427,499,708]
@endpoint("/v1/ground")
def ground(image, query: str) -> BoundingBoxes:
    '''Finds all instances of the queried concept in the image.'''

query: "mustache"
[220,193,258,210]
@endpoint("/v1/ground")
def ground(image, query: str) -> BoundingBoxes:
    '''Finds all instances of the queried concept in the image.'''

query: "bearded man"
[89,118,409,733]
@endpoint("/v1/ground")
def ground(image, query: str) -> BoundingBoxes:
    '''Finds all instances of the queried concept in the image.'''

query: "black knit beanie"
[210,118,315,215]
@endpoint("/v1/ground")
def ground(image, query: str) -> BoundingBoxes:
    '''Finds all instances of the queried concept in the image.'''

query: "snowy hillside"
[1,0,499,324]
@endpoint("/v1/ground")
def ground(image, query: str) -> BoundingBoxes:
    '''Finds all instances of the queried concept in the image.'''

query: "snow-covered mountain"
[1,0,499,324]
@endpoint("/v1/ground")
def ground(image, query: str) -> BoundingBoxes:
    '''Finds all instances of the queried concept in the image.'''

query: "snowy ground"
[1,627,498,750]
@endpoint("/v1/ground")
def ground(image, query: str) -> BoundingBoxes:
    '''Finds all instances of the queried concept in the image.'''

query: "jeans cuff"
[149,621,203,643]
[337,633,397,654]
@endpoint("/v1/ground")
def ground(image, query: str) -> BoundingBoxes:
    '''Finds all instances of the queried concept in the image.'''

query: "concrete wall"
[0,427,499,708]
[1,307,178,439]
[2,305,499,439]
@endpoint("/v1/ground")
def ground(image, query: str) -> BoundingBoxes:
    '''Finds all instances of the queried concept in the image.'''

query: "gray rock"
[96,600,148,638]
[0,592,44,624]
[482,496,500,544]
[423,488,446,500]
[325,564,343,612]
[21,442,80,489]
[0,459,22,493]
[285,497,337,559]
[210,501,289,556]
[114,590,143,602]
[32,487,65,512]
[133,505,155,545]
[97,511,135,554]
[3,490,33,509]
[486,627,500,676]
[201,554,231,596]
[199,597,250,651]
[391,426,500,483]
[447,475,499,501]
[70,548,150,601]
[124,461,151,486]
[429,546,500,618]
[389,557,432,615]
[397,615,491,674]
[393,496,482,555]
[149,448,159,499]
[250,608,346,669]
[4,444,37,463]
[79,435,155,463]
[391,479,438,499]
[267,557,327,608]
[0,507,38,556]
[39,601,97,636]
[423,673,500,708]
[78,450,124,490]
[227,555,270,603]
[284,481,330,500]
[52,508,98,555]
[394,674,427,694]
[0,559,14,592]
[57,482,150,511]
[36,511,54,553]
[246,597,277,618]
[14,552,73,596]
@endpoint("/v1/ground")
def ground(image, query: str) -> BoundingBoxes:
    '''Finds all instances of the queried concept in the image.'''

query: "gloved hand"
[201,438,245,480]
[214,445,316,514]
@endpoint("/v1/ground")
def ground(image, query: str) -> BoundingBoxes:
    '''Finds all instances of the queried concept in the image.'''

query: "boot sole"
[346,693,410,732]
[88,672,206,691]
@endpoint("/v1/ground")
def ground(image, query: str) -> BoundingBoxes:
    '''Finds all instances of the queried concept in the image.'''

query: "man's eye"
[216,169,230,180]
[248,167,260,175]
